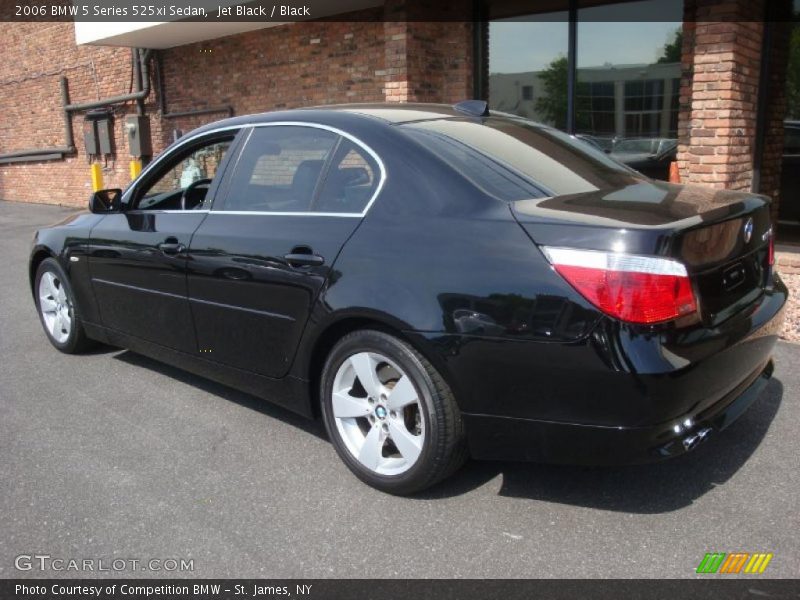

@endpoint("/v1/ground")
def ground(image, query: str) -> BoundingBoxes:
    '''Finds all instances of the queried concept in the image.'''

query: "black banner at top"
[2,0,799,22]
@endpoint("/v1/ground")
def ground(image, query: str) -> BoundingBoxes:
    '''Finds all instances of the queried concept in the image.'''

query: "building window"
[576,81,616,137]
[521,85,533,101]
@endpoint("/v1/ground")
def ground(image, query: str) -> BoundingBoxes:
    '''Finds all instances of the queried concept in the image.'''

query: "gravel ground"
[779,271,800,343]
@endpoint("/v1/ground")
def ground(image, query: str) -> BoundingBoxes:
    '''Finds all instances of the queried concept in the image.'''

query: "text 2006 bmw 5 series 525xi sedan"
[30,101,787,494]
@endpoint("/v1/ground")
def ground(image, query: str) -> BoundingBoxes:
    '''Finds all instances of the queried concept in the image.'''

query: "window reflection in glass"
[147,141,231,197]
[224,126,338,213]
[577,0,683,180]
[137,140,232,211]
[786,0,800,120]
[488,14,569,129]
[778,1,800,222]
[403,117,640,199]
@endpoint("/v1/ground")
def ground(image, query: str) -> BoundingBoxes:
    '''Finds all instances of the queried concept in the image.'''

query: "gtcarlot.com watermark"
[15,554,194,573]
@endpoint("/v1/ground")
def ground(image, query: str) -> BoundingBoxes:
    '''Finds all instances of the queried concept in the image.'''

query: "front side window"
[221,126,338,213]
[135,138,233,211]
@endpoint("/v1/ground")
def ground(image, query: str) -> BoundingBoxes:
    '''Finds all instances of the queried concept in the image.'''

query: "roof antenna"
[453,100,490,117]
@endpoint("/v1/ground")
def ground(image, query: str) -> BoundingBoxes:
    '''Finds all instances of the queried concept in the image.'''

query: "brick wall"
[382,0,475,102]
[382,22,474,102]
[0,9,475,207]
[676,0,765,191]
[0,22,152,205]
[157,14,387,146]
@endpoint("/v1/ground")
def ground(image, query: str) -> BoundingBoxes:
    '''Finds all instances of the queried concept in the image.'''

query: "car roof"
[187,102,493,138]
[303,103,470,123]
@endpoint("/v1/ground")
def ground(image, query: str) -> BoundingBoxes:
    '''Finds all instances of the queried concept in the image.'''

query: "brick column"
[677,0,765,191]
[382,0,474,103]
[382,18,411,102]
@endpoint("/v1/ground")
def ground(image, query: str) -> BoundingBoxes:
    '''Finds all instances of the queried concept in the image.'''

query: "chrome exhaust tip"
[682,427,712,452]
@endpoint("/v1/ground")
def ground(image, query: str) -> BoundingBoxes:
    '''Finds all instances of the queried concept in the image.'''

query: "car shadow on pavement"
[81,342,125,356]
[112,350,328,441]
[110,349,783,512]
[421,378,785,512]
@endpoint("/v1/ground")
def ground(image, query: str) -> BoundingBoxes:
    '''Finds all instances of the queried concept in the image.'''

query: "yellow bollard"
[129,159,142,181]
[90,163,104,192]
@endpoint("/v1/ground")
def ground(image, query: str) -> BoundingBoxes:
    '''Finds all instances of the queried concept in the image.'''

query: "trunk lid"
[511,181,773,325]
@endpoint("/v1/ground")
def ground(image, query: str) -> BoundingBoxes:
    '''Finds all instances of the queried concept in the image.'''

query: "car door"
[187,123,383,377]
[89,130,241,352]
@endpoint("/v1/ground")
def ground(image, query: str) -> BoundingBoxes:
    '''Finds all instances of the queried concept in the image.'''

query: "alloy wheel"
[38,271,72,344]
[331,351,425,476]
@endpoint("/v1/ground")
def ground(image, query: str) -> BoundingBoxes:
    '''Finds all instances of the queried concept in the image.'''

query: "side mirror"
[88,189,122,213]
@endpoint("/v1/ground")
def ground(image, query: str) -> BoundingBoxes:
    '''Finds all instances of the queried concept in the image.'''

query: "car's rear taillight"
[542,247,698,325]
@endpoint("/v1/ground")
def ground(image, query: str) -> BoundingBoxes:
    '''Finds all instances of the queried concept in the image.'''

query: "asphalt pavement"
[1,199,798,578]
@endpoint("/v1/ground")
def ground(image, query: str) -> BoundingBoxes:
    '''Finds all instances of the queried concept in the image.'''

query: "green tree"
[535,55,569,129]
[535,56,592,131]
[657,28,683,64]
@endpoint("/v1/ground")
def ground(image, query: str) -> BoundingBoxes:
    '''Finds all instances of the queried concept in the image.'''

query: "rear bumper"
[417,273,787,465]
[464,358,774,464]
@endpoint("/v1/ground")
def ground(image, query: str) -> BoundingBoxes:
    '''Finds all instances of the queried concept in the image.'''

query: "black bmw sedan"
[30,101,787,494]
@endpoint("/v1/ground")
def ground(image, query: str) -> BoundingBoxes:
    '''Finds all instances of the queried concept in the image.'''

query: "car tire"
[320,329,467,494]
[34,258,95,354]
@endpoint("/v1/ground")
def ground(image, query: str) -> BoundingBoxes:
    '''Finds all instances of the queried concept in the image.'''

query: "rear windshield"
[401,117,642,200]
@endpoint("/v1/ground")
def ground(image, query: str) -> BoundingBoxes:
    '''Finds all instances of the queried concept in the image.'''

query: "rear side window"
[221,126,337,212]
[402,128,543,202]
[313,140,380,214]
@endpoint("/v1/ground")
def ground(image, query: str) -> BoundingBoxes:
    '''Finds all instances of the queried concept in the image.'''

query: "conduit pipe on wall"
[0,49,153,165]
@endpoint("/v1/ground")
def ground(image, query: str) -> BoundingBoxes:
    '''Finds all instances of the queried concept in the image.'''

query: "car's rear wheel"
[320,329,467,494]
[35,258,94,354]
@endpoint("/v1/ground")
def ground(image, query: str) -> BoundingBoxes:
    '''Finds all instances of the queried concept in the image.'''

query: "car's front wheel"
[34,258,94,354]
[320,329,467,494]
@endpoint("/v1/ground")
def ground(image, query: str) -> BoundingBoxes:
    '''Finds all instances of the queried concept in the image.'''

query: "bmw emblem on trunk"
[743,218,753,243]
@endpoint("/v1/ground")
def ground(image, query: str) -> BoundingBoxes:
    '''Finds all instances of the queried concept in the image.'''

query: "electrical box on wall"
[83,121,99,156]
[96,118,114,155]
[125,115,152,158]
[83,108,114,158]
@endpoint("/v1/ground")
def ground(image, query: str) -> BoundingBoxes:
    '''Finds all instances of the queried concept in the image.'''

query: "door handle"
[158,241,186,255]
[283,252,324,267]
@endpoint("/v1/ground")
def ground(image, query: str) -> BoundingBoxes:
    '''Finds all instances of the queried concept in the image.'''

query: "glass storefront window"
[788,0,800,121]
[488,14,569,129]
[576,0,683,180]
[487,0,684,181]
[778,1,800,224]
